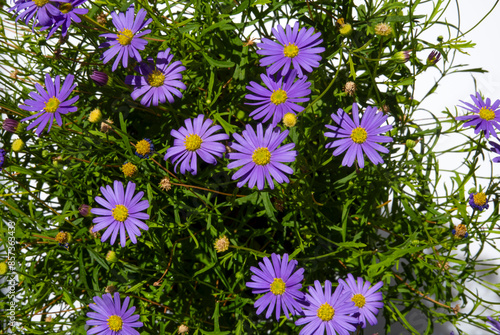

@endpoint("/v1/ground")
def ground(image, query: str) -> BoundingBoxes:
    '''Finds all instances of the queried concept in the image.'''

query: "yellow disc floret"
[317,302,335,321]
[147,69,166,87]
[473,192,487,206]
[33,0,49,7]
[270,278,286,295]
[112,205,129,222]
[45,97,60,113]
[351,127,368,144]
[184,134,203,151]
[252,147,271,165]
[283,43,299,58]
[283,113,297,127]
[107,315,123,332]
[117,29,134,46]
[135,139,151,157]
[121,162,137,177]
[270,89,288,105]
[352,293,366,308]
[479,107,495,121]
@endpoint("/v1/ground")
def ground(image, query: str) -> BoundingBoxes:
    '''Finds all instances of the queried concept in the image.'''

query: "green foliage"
[0,0,499,334]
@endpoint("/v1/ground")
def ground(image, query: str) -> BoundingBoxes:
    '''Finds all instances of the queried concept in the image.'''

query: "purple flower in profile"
[246,253,306,320]
[490,141,500,162]
[0,148,6,171]
[469,192,489,211]
[164,115,229,175]
[43,0,88,39]
[487,316,500,334]
[246,69,311,127]
[99,6,152,72]
[456,92,500,139]
[227,123,297,190]
[295,280,358,335]
[20,73,78,136]
[9,0,64,29]
[86,292,143,334]
[325,103,393,168]
[91,181,150,247]
[90,70,108,86]
[338,273,384,328]
[257,22,325,78]
[125,49,186,107]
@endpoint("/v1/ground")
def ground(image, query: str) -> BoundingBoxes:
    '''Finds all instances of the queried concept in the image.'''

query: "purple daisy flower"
[246,253,306,320]
[90,180,150,248]
[99,6,152,72]
[257,22,325,78]
[456,92,500,139]
[487,316,500,334]
[90,70,109,86]
[9,0,64,29]
[227,123,297,190]
[164,115,229,175]
[246,69,311,127]
[325,103,393,168]
[338,273,384,328]
[295,280,358,335]
[427,50,441,65]
[134,138,154,159]
[20,73,78,136]
[469,192,489,211]
[0,148,6,171]
[490,141,500,163]
[43,0,88,39]
[86,292,143,334]
[125,49,186,107]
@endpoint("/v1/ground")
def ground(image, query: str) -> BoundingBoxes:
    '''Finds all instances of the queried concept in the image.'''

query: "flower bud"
[392,51,410,63]
[2,118,19,133]
[339,23,352,36]
[12,138,24,152]
[374,23,392,36]
[106,250,119,263]
[90,70,109,86]
[214,235,230,253]
[405,139,416,149]
[79,204,91,217]
[0,262,7,275]
[121,162,137,177]
[427,50,441,65]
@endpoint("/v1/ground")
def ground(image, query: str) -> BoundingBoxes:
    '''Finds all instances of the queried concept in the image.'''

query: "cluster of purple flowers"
[9,0,88,39]
[246,253,384,334]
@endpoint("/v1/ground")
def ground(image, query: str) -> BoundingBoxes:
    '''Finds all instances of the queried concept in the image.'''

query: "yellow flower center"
[352,293,366,308]
[117,29,134,46]
[317,302,335,321]
[375,23,392,36]
[351,127,368,144]
[147,69,165,87]
[252,147,271,166]
[121,162,137,177]
[33,0,49,7]
[184,134,203,151]
[55,232,69,244]
[45,97,60,114]
[269,278,286,295]
[59,2,73,13]
[107,315,123,332]
[473,192,487,206]
[479,107,495,121]
[283,113,297,127]
[112,205,129,222]
[135,139,151,157]
[89,109,102,123]
[270,88,288,105]
[283,43,299,58]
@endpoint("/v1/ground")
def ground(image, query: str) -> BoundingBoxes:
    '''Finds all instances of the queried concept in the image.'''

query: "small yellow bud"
[214,235,230,253]
[106,250,119,263]
[89,108,102,123]
[0,262,8,275]
[12,138,24,152]
[283,113,297,127]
